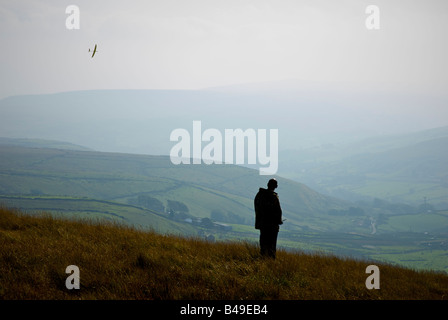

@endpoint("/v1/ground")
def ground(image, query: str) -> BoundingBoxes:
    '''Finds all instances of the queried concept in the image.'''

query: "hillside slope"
[0,195,197,236]
[281,128,448,207]
[1,207,447,300]
[0,145,349,231]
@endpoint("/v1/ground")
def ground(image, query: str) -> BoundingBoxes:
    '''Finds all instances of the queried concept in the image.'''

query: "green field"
[380,212,448,233]
[0,195,197,236]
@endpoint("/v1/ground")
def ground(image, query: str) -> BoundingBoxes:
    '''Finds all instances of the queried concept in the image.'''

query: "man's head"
[267,178,278,190]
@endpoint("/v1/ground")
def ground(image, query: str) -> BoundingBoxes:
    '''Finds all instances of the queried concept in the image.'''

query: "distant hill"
[0,144,349,233]
[0,137,93,151]
[280,127,448,208]
[1,88,445,156]
[2,89,446,210]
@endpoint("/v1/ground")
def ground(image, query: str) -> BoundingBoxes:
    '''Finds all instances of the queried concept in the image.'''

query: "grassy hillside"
[1,207,447,300]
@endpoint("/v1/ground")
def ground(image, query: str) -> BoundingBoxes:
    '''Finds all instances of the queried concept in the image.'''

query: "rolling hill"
[1,142,448,273]
[1,86,444,157]
[2,89,446,211]
[280,126,448,208]
[0,143,349,233]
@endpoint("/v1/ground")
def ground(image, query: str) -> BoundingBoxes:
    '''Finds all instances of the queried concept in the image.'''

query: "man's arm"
[275,194,283,225]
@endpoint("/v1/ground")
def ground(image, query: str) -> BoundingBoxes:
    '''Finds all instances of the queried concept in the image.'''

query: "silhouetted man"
[254,178,283,259]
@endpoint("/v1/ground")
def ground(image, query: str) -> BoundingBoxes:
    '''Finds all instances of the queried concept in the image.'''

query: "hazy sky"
[1,0,447,99]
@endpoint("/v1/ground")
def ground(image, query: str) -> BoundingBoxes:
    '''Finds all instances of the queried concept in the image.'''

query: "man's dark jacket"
[254,188,283,230]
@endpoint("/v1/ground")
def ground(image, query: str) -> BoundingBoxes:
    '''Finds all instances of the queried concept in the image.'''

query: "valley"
[1,143,447,273]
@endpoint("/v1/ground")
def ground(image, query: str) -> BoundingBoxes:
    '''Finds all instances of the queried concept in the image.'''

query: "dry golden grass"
[1,206,447,300]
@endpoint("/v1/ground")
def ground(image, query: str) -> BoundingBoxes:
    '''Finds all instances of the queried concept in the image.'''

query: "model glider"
[88,44,97,58]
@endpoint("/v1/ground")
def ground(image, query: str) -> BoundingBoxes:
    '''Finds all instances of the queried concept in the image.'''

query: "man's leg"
[260,229,268,256]
[267,228,279,259]
[260,228,278,259]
